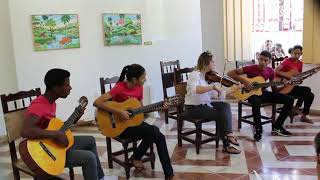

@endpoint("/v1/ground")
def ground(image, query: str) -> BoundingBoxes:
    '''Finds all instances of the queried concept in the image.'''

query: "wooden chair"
[235,60,276,129]
[173,67,219,154]
[0,88,74,180]
[99,77,155,179]
[160,60,180,124]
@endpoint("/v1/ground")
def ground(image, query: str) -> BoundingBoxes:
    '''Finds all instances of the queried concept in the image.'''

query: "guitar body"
[19,118,74,177]
[232,76,265,101]
[274,69,300,94]
[96,98,144,138]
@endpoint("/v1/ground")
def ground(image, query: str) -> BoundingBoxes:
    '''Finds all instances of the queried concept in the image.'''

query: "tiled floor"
[1,103,320,180]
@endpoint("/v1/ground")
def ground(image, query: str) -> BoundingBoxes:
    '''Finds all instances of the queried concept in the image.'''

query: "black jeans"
[288,86,314,115]
[119,122,173,177]
[248,91,294,129]
[65,136,104,180]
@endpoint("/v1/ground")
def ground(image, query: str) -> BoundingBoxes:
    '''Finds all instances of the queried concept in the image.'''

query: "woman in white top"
[184,51,241,154]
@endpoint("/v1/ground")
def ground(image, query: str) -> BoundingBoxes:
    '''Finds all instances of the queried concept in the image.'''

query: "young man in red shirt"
[276,45,316,124]
[228,50,294,141]
[21,69,115,180]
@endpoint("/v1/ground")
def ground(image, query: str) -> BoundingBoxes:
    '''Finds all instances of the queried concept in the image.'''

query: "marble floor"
[1,103,320,180]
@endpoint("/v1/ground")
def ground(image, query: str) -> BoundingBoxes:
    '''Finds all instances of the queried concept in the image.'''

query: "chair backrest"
[99,76,119,95]
[173,67,194,98]
[1,88,41,113]
[1,88,41,142]
[173,67,194,84]
[1,88,41,165]
[235,59,255,69]
[160,60,180,98]
[272,57,286,69]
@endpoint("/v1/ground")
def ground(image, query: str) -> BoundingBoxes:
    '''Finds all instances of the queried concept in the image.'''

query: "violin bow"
[219,59,228,87]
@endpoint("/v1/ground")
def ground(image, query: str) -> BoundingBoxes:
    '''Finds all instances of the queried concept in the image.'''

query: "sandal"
[129,157,145,173]
[226,135,240,146]
[223,146,241,154]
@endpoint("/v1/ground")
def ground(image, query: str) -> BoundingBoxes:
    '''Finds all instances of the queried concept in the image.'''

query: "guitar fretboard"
[131,101,164,115]
[59,107,81,132]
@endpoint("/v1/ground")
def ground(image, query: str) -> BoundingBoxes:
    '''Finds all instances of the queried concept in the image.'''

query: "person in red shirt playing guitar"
[94,64,177,180]
[21,69,115,180]
[275,45,318,124]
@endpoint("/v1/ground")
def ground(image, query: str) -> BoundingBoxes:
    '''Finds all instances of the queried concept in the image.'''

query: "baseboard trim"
[310,109,320,116]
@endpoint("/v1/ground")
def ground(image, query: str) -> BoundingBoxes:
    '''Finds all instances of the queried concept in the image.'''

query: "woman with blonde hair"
[184,51,241,154]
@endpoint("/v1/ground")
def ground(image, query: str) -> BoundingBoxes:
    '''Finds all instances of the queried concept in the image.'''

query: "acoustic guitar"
[231,76,301,101]
[274,65,320,94]
[19,96,88,177]
[96,95,182,138]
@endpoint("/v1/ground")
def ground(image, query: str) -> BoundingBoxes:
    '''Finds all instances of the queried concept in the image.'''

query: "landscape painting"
[103,13,142,46]
[31,14,80,51]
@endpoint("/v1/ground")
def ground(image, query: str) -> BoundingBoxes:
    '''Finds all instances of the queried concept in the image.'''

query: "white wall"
[0,0,18,135]
[8,0,202,122]
[200,0,225,73]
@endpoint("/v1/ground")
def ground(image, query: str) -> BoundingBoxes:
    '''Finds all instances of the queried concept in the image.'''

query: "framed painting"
[31,14,80,51]
[103,13,142,46]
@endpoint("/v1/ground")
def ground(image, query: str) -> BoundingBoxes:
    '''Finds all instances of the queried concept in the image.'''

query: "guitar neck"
[59,108,80,132]
[131,101,164,115]
[300,66,320,79]
[254,81,284,89]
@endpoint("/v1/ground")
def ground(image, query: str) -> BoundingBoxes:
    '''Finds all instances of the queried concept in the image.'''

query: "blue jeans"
[65,136,104,180]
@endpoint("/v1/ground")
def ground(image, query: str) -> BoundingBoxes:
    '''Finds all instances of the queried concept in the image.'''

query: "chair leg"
[133,141,137,149]
[12,166,20,180]
[272,104,276,122]
[123,143,130,179]
[195,122,202,154]
[238,102,242,129]
[149,144,155,170]
[165,110,169,124]
[106,137,113,168]
[177,118,183,147]
[69,168,74,180]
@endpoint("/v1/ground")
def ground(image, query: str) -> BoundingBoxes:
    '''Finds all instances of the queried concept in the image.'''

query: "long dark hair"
[118,64,145,82]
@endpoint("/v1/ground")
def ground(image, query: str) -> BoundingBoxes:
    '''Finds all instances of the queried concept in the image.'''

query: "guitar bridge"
[39,141,56,161]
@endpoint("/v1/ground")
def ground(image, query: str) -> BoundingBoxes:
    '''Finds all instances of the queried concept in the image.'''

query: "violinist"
[184,51,241,154]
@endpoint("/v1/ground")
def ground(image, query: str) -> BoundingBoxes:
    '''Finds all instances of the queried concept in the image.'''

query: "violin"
[205,71,238,87]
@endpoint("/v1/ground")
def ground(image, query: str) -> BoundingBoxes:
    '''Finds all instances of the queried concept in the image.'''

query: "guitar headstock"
[78,96,88,108]
[166,95,184,106]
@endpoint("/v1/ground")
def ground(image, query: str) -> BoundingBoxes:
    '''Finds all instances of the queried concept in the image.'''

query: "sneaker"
[273,127,292,136]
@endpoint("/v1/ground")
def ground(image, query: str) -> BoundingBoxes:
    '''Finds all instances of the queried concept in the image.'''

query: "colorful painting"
[103,13,142,46]
[31,14,80,51]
